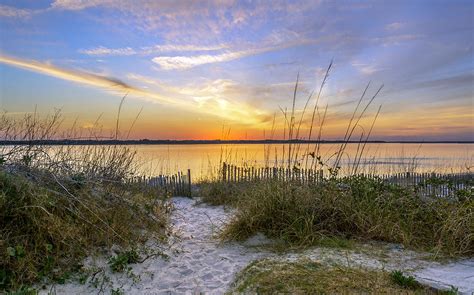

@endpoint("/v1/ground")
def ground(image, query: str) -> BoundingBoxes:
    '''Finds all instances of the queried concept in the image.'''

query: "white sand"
[42,197,474,294]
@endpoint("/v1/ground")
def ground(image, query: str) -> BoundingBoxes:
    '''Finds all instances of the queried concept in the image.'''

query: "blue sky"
[0,0,472,140]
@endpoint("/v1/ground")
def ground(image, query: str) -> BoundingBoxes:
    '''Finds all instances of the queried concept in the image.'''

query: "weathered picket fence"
[376,172,472,196]
[128,169,192,197]
[221,163,473,197]
[222,162,324,183]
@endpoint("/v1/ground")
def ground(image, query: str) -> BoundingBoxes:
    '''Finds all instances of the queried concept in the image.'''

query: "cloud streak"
[51,0,108,10]
[385,22,405,31]
[152,51,255,70]
[0,55,133,89]
[79,46,137,56]
[352,61,384,75]
[0,55,269,125]
[152,39,315,70]
[79,44,228,56]
[0,54,198,109]
[0,4,35,18]
[142,44,229,54]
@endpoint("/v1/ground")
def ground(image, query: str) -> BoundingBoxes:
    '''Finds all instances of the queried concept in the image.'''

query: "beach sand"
[41,197,474,294]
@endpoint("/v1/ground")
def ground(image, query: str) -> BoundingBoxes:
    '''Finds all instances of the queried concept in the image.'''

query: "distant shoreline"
[0,139,472,145]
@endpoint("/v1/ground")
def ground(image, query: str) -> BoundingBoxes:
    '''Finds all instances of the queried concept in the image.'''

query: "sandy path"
[133,197,269,294]
[44,197,268,294]
[43,197,474,294]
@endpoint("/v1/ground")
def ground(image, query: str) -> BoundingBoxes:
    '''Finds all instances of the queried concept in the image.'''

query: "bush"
[108,249,141,273]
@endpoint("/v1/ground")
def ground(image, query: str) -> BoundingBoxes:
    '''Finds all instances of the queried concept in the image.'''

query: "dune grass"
[0,167,170,291]
[198,177,473,257]
[197,180,245,207]
[199,66,472,257]
[230,259,457,294]
[0,111,171,292]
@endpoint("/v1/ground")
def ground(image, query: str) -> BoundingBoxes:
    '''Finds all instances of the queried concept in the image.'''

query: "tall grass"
[0,110,170,291]
[201,63,472,256]
[215,61,385,178]
[0,109,140,181]
[204,178,472,257]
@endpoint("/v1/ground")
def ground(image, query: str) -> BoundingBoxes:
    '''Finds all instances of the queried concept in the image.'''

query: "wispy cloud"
[51,0,106,10]
[141,44,229,54]
[0,55,270,125]
[0,1,103,18]
[385,22,405,31]
[0,54,191,109]
[1,0,318,44]
[352,61,384,75]
[79,44,228,56]
[152,38,315,70]
[0,4,34,18]
[126,73,182,94]
[79,46,137,56]
[152,51,252,70]
[372,34,421,47]
[48,0,249,36]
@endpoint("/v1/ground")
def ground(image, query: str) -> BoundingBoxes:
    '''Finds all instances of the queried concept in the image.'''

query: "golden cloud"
[0,54,269,125]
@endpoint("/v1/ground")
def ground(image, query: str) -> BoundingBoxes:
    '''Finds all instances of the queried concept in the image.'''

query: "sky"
[0,0,473,141]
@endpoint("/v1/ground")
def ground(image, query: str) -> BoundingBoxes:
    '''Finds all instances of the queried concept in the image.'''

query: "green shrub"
[108,249,141,272]
[390,270,421,289]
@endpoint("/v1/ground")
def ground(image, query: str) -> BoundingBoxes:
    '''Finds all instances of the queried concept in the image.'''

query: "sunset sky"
[0,0,472,141]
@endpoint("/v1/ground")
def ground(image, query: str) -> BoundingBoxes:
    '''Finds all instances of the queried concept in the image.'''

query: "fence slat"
[137,170,193,197]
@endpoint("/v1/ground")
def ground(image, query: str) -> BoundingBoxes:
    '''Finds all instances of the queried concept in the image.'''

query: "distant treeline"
[0,139,472,145]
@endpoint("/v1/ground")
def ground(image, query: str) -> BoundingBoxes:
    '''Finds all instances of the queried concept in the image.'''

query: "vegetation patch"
[199,177,473,257]
[390,270,423,290]
[198,180,250,207]
[0,170,170,291]
[108,249,141,273]
[230,259,457,294]
[0,111,172,292]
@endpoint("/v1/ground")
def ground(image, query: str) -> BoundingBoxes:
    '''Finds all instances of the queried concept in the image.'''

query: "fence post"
[222,162,227,182]
[187,169,192,197]
[180,172,184,195]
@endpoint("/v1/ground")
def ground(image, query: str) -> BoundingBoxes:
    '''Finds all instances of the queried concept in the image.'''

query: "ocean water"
[129,143,473,179]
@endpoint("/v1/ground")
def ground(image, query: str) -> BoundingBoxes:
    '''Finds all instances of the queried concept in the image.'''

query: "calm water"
[131,143,473,179]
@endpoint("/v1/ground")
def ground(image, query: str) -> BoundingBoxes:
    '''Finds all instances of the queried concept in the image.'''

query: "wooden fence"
[221,163,473,197]
[379,172,472,197]
[222,162,324,183]
[128,169,192,197]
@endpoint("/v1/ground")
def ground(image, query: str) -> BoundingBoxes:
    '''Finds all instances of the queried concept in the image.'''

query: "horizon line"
[0,139,472,146]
